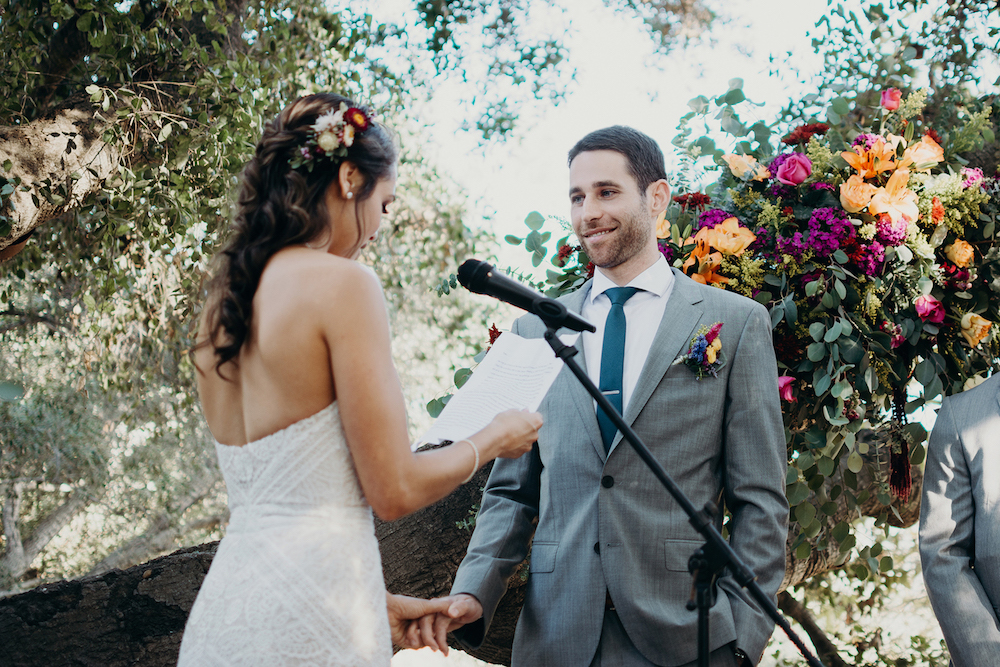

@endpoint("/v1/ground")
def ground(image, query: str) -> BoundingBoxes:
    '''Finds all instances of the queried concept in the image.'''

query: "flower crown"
[289,102,374,172]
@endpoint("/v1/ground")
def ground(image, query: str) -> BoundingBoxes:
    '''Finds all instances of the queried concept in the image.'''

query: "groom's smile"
[569,149,660,283]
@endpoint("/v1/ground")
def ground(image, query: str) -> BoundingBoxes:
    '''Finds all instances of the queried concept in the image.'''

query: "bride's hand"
[480,409,543,460]
[410,594,483,656]
[386,593,455,651]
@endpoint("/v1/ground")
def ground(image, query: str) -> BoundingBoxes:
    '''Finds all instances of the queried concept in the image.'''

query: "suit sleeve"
[715,303,790,664]
[919,398,1000,666]
[449,316,543,649]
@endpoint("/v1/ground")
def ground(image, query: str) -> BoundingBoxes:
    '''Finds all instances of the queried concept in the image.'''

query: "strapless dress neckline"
[216,401,338,450]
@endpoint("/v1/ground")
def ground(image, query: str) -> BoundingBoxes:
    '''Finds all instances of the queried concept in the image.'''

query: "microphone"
[457,259,596,333]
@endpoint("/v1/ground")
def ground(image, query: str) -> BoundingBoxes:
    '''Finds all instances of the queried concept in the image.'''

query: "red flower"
[925,128,942,144]
[673,192,712,211]
[781,122,830,145]
[586,261,595,278]
[345,107,370,131]
[487,323,501,346]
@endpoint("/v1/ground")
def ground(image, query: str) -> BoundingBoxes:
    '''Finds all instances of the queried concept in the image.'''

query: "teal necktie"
[597,286,639,452]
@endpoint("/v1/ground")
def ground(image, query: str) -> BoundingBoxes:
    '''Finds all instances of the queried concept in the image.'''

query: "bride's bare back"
[195,247,376,446]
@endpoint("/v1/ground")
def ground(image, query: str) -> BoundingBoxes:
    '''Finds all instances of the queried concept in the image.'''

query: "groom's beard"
[578,205,652,270]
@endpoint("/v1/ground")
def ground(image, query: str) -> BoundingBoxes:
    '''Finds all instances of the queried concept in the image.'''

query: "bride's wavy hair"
[200,93,397,374]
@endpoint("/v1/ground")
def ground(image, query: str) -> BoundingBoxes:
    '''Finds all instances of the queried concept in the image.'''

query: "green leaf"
[831,379,851,398]
[805,280,821,298]
[834,279,847,299]
[914,359,935,385]
[831,521,850,544]
[879,555,894,572]
[824,320,843,342]
[769,304,785,329]
[831,97,850,115]
[795,541,812,560]
[687,96,710,113]
[795,502,816,526]
[3,160,12,172]
[454,368,472,389]
[504,235,522,245]
[807,342,826,362]
[786,481,810,505]
[784,297,797,326]
[847,450,864,473]
[809,322,826,342]
[524,211,545,230]
[724,88,746,105]
[832,249,849,264]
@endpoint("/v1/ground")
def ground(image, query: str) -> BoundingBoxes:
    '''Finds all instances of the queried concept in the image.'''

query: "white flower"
[343,124,355,147]
[314,109,342,134]
[964,374,987,391]
[317,130,340,153]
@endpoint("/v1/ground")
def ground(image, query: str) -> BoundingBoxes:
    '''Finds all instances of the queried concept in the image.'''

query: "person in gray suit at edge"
[428,126,789,666]
[919,373,1000,666]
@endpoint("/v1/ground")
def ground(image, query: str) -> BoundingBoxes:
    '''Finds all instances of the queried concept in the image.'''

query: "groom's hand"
[423,593,483,647]
[385,593,454,652]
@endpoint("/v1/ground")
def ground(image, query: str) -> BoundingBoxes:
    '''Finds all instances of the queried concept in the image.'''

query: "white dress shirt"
[580,256,675,414]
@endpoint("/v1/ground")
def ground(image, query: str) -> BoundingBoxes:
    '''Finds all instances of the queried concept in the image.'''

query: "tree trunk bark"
[0,461,920,667]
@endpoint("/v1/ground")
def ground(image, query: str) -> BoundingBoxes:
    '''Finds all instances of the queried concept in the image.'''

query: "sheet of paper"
[416,332,578,447]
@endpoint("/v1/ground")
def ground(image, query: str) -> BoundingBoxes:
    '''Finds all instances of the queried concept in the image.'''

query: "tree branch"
[0,309,65,335]
[777,591,850,667]
[0,484,25,583]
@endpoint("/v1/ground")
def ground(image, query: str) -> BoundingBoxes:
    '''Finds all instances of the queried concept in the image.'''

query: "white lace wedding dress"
[177,402,391,666]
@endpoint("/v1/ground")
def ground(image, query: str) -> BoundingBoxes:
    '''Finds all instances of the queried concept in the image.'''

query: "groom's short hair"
[568,126,667,194]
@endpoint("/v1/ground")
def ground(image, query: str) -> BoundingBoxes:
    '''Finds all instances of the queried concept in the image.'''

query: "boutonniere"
[673,322,726,379]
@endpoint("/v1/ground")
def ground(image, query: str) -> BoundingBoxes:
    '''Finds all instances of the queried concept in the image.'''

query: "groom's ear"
[647,178,671,216]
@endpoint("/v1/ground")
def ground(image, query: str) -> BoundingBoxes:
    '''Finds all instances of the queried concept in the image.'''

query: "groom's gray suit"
[920,373,1000,666]
[451,269,788,666]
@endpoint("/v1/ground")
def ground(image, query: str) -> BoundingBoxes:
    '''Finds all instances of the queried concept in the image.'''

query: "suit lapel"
[609,270,705,454]
[556,282,608,460]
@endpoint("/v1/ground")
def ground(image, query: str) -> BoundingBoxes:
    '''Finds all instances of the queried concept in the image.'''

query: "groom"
[439,126,788,666]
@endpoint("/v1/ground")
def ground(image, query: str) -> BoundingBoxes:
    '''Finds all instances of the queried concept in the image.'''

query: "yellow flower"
[945,239,974,268]
[707,217,756,256]
[655,210,670,239]
[899,135,944,171]
[706,338,722,364]
[961,313,992,347]
[868,169,919,223]
[839,174,878,213]
[722,154,770,181]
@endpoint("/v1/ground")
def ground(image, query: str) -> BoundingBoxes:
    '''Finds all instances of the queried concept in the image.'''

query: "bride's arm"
[323,263,541,521]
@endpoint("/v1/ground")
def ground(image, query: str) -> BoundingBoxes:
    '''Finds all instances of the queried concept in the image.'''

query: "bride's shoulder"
[261,249,384,312]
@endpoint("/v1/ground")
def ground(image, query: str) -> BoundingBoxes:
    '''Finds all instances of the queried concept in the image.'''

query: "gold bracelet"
[458,439,480,484]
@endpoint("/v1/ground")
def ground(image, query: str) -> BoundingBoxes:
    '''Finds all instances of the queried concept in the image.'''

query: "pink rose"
[775,153,812,186]
[777,375,796,402]
[914,295,945,324]
[881,88,902,111]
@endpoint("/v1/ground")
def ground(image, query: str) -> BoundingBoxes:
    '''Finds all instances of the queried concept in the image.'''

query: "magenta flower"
[775,153,812,186]
[914,295,945,324]
[778,375,796,402]
[962,167,985,189]
[881,88,902,111]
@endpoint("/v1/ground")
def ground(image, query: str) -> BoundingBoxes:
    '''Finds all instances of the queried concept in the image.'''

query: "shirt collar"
[588,255,673,304]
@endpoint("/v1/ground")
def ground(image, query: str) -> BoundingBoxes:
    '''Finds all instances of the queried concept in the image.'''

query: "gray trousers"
[588,609,741,667]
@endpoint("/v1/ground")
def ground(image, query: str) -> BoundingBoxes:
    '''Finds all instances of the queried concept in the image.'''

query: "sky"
[386,0,830,275]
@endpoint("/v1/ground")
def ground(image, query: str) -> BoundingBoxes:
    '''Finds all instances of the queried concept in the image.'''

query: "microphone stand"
[532,299,827,667]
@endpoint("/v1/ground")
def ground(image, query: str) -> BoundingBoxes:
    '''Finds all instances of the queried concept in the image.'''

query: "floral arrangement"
[673,322,726,378]
[495,83,998,570]
[289,102,373,171]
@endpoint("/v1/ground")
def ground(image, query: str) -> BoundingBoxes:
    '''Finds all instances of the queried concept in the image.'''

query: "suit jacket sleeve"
[449,316,542,649]
[715,303,790,663]
[919,398,1000,666]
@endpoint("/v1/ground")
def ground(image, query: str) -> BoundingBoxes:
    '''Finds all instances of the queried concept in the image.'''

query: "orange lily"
[841,138,897,179]
[683,229,728,286]
[868,169,919,223]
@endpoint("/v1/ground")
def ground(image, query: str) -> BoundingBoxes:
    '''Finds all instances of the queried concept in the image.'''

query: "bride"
[177,93,542,666]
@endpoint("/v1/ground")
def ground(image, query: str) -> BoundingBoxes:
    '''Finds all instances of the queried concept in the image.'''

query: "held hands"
[481,409,543,460]
[385,593,483,655]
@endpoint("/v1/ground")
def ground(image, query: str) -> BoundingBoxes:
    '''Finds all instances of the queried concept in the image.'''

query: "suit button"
[602,475,614,488]
[594,542,600,554]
